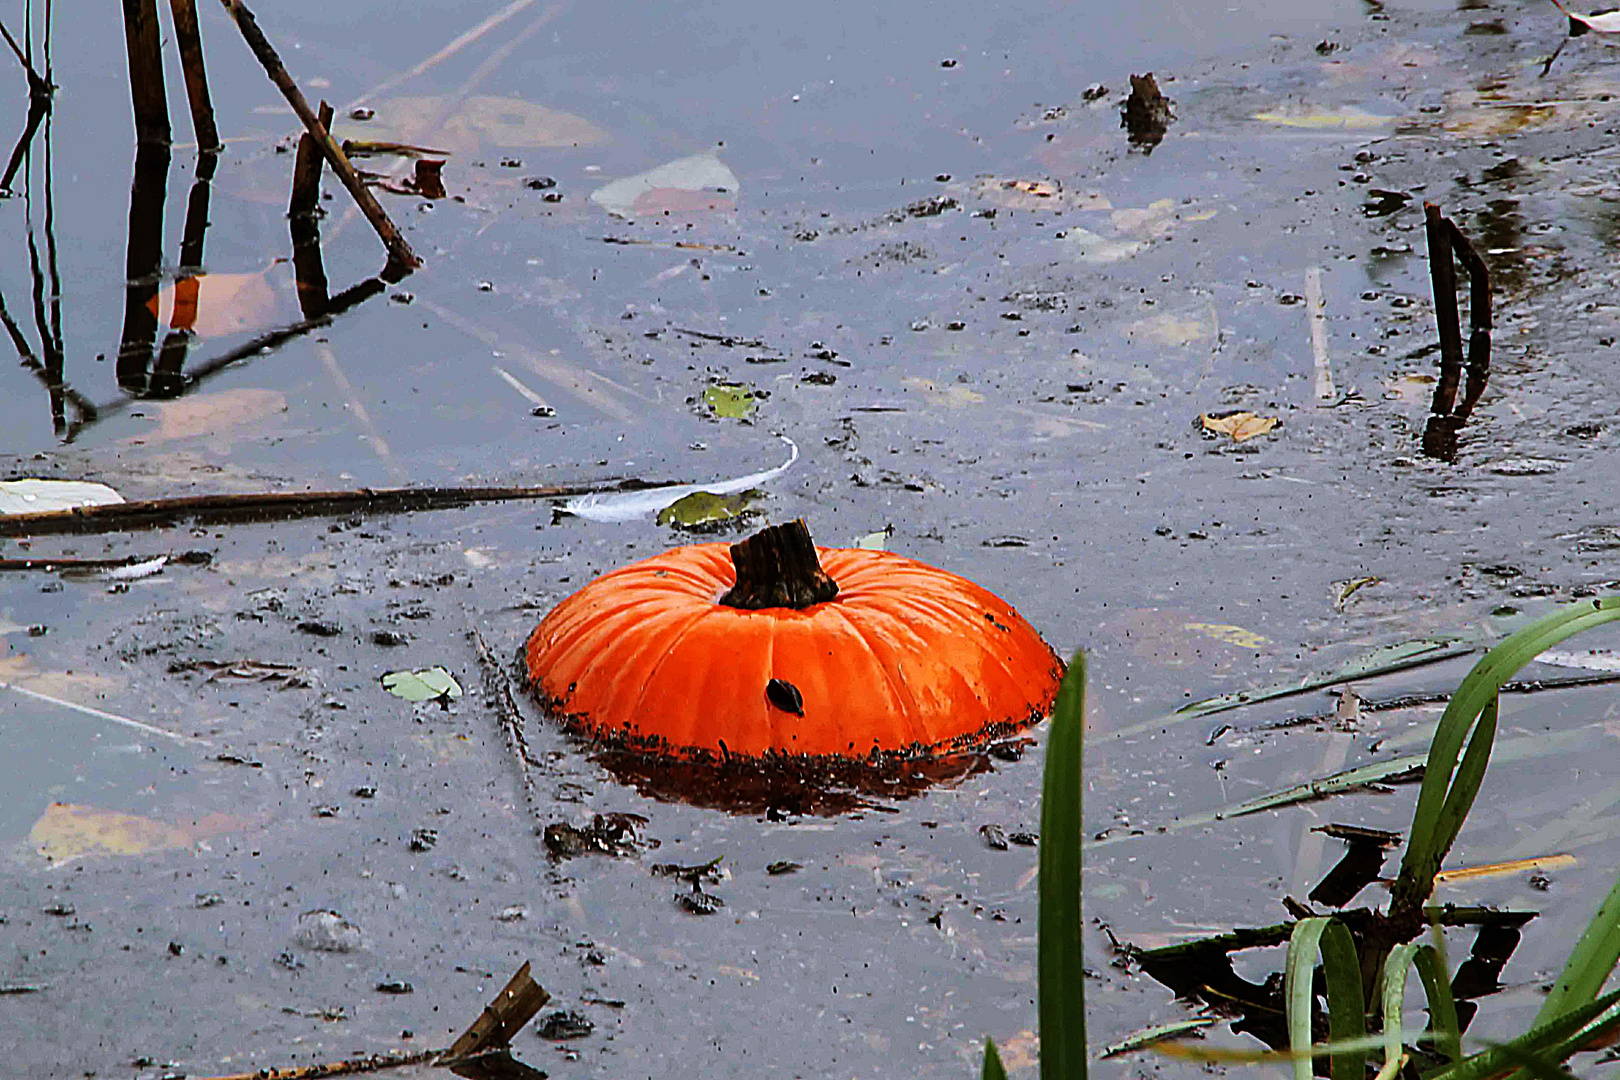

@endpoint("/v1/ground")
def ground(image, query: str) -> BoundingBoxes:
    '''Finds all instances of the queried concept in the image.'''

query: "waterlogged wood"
[122,0,170,145]
[169,0,221,150]
[444,961,551,1059]
[0,475,673,537]
[191,1048,441,1080]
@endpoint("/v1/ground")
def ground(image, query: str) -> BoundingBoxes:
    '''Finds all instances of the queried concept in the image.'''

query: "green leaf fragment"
[703,382,756,419]
[381,667,463,702]
[655,490,757,530]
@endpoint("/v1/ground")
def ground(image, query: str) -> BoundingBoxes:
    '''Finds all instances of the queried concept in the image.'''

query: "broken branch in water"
[190,962,549,1080]
[217,0,420,271]
[0,476,678,537]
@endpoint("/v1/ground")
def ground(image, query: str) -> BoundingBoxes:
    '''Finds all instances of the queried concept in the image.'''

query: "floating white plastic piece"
[561,436,798,523]
[0,479,125,515]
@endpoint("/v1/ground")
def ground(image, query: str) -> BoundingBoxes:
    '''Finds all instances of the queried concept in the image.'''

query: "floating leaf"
[1252,104,1397,129]
[1183,622,1270,649]
[381,667,462,702]
[590,150,739,219]
[332,95,608,155]
[27,803,247,867]
[853,526,893,551]
[1059,226,1145,264]
[703,382,756,419]
[0,479,124,515]
[655,490,757,531]
[562,437,798,523]
[1201,411,1279,442]
[973,176,1111,212]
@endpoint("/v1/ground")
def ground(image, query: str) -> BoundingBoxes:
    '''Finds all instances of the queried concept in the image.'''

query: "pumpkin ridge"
[824,603,922,749]
[868,587,1043,728]
[618,602,725,751]
[543,594,702,705]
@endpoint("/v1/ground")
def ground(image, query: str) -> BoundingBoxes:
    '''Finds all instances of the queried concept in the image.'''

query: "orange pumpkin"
[525,520,1062,762]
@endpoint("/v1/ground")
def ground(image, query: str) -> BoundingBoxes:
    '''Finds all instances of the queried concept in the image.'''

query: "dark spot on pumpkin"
[766,677,804,716]
[984,611,1011,632]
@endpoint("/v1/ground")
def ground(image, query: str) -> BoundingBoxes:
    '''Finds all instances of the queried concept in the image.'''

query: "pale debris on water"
[561,436,798,523]
[590,149,739,219]
[0,479,124,515]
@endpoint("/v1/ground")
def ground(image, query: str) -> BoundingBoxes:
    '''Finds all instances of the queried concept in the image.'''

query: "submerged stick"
[168,0,221,150]
[470,627,544,835]
[0,475,678,537]
[289,100,332,218]
[218,0,420,270]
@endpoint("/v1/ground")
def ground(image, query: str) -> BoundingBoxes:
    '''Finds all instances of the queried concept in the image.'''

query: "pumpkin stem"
[719,519,839,610]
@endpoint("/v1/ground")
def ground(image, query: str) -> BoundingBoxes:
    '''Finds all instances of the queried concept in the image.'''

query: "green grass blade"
[1413,941,1461,1064]
[1286,918,1367,1080]
[1422,985,1620,1080]
[1285,919,1330,1080]
[1429,696,1498,863]
[982,1037,1008,1080]
[1039,651,1087,1080]
[1393,597,1620,910]
[1382,942,1423,1069]
[1534,869,1620,1026]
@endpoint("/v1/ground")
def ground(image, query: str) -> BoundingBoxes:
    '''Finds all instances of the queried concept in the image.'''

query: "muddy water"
[2,0,1620,1077]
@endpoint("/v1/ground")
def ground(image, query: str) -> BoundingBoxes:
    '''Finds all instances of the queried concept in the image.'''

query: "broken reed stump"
[219,0,421,272]
[290,100,333,218]
[168,0,221,151]
[121,0,170,145]
[1421,203,1492,461]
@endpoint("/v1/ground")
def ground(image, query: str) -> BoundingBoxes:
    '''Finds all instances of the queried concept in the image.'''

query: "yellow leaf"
[333,95,609,155]
[1252,105,1397,129]
[29,802,196,865]
[1201,411,1278,442]
[1183,623,1270,649]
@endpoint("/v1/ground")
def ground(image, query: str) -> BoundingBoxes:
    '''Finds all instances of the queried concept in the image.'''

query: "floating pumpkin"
[525,520,1062,763]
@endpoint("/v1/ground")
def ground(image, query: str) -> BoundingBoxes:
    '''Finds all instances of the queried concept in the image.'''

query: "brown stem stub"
[720,519,838,610]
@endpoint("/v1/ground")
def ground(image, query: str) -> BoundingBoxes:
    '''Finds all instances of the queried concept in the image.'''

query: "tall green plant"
[1391,596,1620,914]
[984,651,1087,1080]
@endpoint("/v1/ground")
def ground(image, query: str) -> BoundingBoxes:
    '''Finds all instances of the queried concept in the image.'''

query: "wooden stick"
[444,960,550,1058]
[218,0,420,270]
[121,0,170,145]
[289,100,332,218]
[1447,217,1493,421]
[0,475,677,537]
[190,1048,440,1080]
[169,0,221,151]
[470,626,543,834]
[1305,266,1333,402]
[1423,202,1464,418]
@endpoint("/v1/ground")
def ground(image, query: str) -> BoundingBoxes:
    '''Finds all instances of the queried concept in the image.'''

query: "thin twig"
[218,0,420,270]
[0,475,676,537]
[469,626,544,834]
[190,1048,441,1080]
[0,17,51,96]
[1305,266,1332,402]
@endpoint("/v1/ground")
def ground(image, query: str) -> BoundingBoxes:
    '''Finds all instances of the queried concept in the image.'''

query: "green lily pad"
[381,667,463,702]
[703,382,756,420]
[655,490,757,531]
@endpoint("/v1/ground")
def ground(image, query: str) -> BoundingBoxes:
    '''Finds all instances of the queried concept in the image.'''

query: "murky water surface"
[2,0,1620,1076]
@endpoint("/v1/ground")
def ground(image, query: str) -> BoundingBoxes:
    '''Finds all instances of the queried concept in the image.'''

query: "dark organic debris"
[375,979,414,994]
[542,813,648,859]
[650,856,725,887]
[675,889,725,915]
[980,823,1010,850]
[409,828,439,852]
[1121,72,1173,151]
[537,1010,594,1040]
[766,860,803,875]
